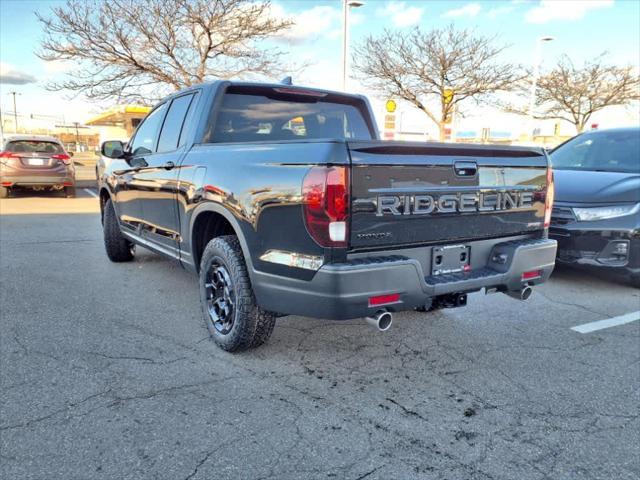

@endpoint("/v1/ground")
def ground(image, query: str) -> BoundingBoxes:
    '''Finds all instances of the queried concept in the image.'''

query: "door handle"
[454,161,477,177]
[162,161,176,170]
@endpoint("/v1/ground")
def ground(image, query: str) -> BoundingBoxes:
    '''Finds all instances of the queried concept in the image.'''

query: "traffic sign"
[385,99,397,113]
[443,88,454,105]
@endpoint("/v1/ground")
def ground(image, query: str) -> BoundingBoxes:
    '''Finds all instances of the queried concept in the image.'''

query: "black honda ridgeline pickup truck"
[99,81,557,351]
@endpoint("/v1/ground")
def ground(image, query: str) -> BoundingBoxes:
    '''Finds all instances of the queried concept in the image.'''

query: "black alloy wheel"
[205,260,236,335]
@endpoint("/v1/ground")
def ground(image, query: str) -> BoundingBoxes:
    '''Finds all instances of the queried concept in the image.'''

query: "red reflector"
[1,181,12,186]
[368,293,400,307]
[63,182,74,187]
[522,270,542,280]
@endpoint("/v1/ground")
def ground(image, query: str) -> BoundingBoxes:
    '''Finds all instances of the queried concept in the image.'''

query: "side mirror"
[101,140,125,159]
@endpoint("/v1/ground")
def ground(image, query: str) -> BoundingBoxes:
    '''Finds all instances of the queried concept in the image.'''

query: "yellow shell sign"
[443,88,454,105]
[385,99,397,113]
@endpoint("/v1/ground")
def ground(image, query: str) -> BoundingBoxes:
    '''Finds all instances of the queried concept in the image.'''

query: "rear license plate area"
[28,158,46,166]
[431,244,470,276]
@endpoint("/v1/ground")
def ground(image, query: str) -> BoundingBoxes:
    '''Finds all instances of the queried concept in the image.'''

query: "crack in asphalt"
[0,389,112,431]
[353,465,382,480]
[184,450,216,480]
[385,397,428,421]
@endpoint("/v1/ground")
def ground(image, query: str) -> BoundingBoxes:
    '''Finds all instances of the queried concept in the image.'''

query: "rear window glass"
[209,91,373,143]
[6,141,63,154]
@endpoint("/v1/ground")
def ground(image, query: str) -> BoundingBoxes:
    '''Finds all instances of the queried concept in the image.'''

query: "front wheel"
[103,198,135,262]
[65,186,76,198]
[199,235,276,352]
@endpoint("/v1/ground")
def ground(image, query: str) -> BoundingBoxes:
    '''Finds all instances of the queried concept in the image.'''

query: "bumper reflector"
[368,293,400,307]
[522,270,542,281]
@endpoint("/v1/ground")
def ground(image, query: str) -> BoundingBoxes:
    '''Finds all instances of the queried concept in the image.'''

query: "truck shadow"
[551,262,635,289]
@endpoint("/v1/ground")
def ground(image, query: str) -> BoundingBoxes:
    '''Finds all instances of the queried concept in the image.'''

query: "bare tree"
[37,0,294,102]
[352,25,522,141]
[507,54,640,133]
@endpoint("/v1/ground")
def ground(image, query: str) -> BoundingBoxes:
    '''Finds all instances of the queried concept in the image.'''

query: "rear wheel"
[0,186,8,199]
[103,198,135,262]
[199,235,276,352]
[65,186,76,198]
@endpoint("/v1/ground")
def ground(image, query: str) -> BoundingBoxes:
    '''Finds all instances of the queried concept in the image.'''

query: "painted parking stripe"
[571,311,640,334]
[83,188,99,199]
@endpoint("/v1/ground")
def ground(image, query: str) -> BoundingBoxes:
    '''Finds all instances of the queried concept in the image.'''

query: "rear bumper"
[0,174,75,186]
[254,238,557,320]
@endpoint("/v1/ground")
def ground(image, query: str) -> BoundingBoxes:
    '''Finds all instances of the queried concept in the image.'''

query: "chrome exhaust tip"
[365,310,393,331]
[506,285,533,301]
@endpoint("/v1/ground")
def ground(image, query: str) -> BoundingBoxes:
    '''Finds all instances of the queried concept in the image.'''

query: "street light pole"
[341,0,364,91]
[8,91,21,133]
[73,122,80,152]
[528,36,554,138]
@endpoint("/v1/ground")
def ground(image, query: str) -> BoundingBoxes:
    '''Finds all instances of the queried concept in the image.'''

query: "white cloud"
[443,3,482,18]
[0,63,37,85]
[270,4,342,44]
[487,5,514,18]
[525,0,614,24]
[42,60,74,75]
[376,1,425,28]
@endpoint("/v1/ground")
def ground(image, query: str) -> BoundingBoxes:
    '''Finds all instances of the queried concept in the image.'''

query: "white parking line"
[571,311,640,334]
[83,188,99,199]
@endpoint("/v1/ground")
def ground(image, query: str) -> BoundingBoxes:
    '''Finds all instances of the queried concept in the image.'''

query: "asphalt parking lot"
[1,192,639,480]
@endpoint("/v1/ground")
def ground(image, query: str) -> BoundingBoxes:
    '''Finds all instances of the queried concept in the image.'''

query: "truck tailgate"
[348,141,549,249]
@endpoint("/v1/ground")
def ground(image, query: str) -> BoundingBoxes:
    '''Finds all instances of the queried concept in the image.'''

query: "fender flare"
[188,201,256,277]
[98,185,114,223]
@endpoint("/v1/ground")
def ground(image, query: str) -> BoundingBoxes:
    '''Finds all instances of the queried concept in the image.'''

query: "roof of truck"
[165,79,363,101]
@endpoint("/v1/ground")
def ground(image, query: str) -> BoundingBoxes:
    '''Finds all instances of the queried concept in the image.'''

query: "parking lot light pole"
[342,0,364,91]
[528,36,554,138]
[8,91,21,133]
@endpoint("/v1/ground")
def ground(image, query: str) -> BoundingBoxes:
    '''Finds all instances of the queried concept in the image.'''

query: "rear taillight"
[52,154,72,165]
[544,166,554,228]
[302,165,349,247]
[0,151,18,159]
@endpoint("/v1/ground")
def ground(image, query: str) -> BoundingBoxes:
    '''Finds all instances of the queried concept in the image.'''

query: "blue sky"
[1,0,639,131]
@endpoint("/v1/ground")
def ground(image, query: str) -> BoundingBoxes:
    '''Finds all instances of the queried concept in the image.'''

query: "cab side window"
[157,93,196,153]
[129,103,168,156]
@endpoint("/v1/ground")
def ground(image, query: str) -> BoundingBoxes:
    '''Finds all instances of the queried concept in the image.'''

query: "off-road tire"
[0,186,8,199]
[103,198,135,262]
[65,186,76,198]
[199,235,276,352]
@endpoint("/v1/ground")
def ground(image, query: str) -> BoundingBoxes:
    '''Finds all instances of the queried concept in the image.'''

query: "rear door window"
[157,93,196,153]
[208,89,373,143]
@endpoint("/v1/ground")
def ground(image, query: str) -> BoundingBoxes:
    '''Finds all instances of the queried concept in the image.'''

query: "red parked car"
[0,135,76,198]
